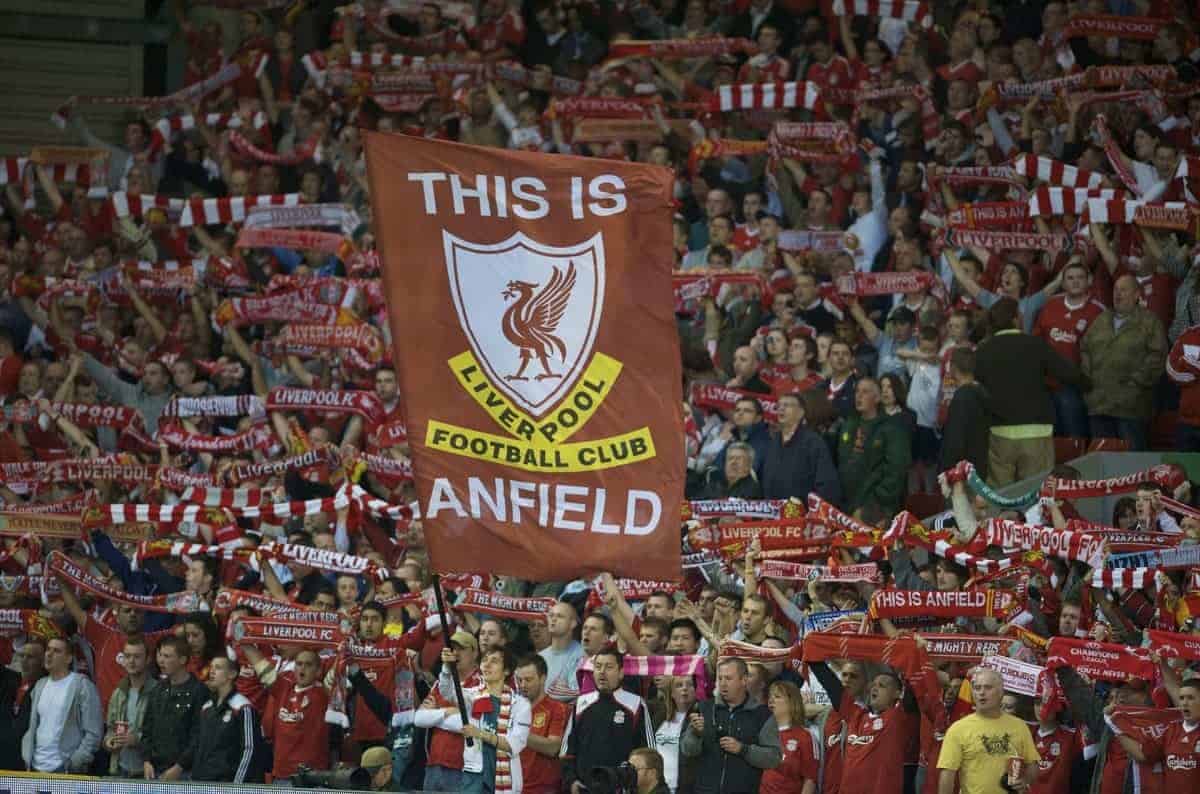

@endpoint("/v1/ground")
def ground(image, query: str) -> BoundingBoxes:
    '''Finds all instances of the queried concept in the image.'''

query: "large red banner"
[363,133,682,581]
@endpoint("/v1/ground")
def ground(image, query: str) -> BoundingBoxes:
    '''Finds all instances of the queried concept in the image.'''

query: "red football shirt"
[1032,723,1082,794]
[1141,719,1200,790]
[264,680,330,778]
[760,725,819,794]
[840,704,917,794]
[1033,295,1106,364]
[82,618,169,710]
[823,692,866,794]
[519,695,570,791]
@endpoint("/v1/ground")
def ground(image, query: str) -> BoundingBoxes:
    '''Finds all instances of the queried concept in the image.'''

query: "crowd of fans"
[1,0,1200,792]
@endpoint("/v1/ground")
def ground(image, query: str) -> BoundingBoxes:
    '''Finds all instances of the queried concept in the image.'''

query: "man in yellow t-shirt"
[937,668,1040,794]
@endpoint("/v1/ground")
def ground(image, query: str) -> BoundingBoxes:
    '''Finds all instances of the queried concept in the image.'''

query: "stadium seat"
[1054,437,1086,463]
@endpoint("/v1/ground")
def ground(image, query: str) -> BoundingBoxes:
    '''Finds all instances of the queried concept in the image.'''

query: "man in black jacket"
[162,656,265,783]
[561,650,655,794]
[760,392,841,503]
[141,636,209,779]
[679,658,781,794]
[940,347,990,477]
[975,298,1080,486]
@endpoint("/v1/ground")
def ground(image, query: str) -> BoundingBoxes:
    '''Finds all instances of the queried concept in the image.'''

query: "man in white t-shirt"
[22,636,102,773]
[540,601,586,702]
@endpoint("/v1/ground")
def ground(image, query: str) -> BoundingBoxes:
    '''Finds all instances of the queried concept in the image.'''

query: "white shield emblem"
[445,230,606,419]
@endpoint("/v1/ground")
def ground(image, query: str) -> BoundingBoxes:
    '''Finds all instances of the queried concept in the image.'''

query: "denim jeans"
[423,764,464,793]
[1088,415,1147,451]
[1051,385,1089,439]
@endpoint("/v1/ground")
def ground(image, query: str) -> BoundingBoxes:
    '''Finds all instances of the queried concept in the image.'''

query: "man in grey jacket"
[680,658,781,794]
[21,636,103,773]
[81,351,174,434]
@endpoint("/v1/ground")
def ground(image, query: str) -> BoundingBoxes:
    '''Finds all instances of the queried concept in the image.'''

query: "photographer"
[680,659,781,794]
[630,748,672,794]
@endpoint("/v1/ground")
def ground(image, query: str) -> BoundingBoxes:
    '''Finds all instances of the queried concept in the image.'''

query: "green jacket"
[1080,306,1166,420]
[106,675,160,775]
[836,413,911,515]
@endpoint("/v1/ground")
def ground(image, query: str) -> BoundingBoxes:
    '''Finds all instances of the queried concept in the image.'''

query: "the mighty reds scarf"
[949,228,1072,253]
[1145,628,1200,663]
[688,382,779,423]
[49,551,207,613]
[831,0,931,28]
[236,227,351,257]
[157,421,276,454]
[976,519,1106,568]
[1012,154,1103,189]
[1057,14,1166,43]
[835,271,935,296]
[929,164,1023,192]
[452,588,555,621]
[947,201,1030,228]
[265,388,383,421]
[213,588,345,624]
[161,395,265,419]
[757,561,880,583]
[178,193,301,227]
[921,634,1010,662]
[607,37,757,59]
[711,82,825,115]
[868,588,1019,622]
[232,617,347,648]
[257,542,389,583]
[1044,636,1155,682]
[244,202,362,237]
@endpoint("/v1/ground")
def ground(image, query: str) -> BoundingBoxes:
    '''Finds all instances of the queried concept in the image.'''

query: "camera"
[587,762,639,794]
[291,763,372,789]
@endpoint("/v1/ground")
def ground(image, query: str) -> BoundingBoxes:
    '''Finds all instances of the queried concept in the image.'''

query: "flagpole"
[431,573,473,747]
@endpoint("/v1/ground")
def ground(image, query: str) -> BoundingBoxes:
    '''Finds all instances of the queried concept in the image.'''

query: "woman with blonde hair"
[652,675,698,793]
[759,680,818,794]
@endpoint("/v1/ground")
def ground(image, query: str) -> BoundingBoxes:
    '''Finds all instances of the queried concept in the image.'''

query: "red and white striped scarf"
[578,654,709,698]
[52,62,241,127]
[110,192,186,219]
[711,81,825,115]
[1027,186,1123,217]
[1084,199,1199,234]
[975,518,1106,568]
[1092,567,1158,590]
[150,111,268,153]
[1011,155,1103,189]
[179,193,301,227]
[831,0,931,27]
[342,51,426,69]
[0,157,28,186]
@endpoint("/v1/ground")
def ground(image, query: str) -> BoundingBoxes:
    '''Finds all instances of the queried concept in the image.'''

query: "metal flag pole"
[431,573,473,746]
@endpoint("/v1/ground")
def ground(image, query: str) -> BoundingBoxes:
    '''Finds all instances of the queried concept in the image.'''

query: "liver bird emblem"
[500,262,577,381]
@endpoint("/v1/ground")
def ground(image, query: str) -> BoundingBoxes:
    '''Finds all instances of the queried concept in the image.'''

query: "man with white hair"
[937,668,1040,794]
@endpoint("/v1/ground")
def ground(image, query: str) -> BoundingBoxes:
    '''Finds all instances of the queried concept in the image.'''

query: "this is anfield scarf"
[868,588,1019,622]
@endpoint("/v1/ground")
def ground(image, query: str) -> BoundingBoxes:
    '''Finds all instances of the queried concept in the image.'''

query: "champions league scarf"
[867,588,1019,622]
[452,588,554,621]
[49,551,207,613]
[1045,636,1155,682]
[1146,628,1200,663]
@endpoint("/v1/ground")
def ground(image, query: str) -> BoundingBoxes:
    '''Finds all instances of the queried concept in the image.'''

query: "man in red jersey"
[810,659,867,794]
[1111,671,1200,791]
[516,654,569,794]
[262,649,330,781]
[351,601,425,749]
[1033,260,1106,439]
[1030,687,1083,794]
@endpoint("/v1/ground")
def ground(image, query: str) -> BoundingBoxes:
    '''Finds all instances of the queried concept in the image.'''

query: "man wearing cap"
[846,298,917,379]
[360,746,395,791]
[418,629,482,792]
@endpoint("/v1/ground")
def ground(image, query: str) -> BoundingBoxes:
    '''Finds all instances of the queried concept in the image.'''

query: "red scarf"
[1042,463,1185,499]
[949,228,1071,253]
[835,271,934,296]
[1145,628,1200,663]
[157,421,276,454]
[947,201,1030,229]
[233,617,348,648]
[757,560,879,583]
[976,519,1106,568]
[227,447,338,484]
[214,292,344,327]
[1057,14,1166,43]
[688,381,779,422]
[49,551,206,613]
[258,542,389,583]
[277,323,385,365]
[868,588,1019,621]
[236,227,351,257]
[1044,636,1154,682]
[228,131,320,166]
[452,588,555,622]
[607,37,757,59]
